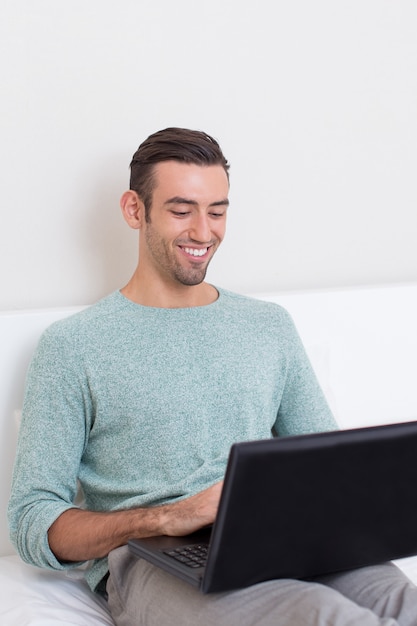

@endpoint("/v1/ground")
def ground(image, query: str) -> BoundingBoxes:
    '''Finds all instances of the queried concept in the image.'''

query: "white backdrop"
[1,0,416,310]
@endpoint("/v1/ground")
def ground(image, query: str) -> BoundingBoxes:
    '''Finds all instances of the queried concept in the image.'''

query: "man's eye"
[172,211,190,217]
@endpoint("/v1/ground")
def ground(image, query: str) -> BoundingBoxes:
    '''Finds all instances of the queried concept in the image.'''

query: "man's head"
[129,127,230,223]
[121,128,230,303]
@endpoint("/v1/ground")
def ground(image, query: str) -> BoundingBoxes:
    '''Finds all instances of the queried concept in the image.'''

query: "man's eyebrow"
[164,196,229,207]
[210,199,230,207]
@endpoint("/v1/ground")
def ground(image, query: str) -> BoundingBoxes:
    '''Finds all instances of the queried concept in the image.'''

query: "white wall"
[1,0,416,310]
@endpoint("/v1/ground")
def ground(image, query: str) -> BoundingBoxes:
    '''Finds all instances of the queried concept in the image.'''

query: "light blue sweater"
[8,288,337,591]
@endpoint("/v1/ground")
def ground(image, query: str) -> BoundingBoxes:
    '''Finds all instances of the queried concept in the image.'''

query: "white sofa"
[1,283,417,623]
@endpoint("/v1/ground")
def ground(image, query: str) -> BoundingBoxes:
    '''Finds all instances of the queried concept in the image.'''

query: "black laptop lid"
[202,421,417,592]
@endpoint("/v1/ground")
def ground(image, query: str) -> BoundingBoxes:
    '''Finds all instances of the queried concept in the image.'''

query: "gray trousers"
[107,546,417,625]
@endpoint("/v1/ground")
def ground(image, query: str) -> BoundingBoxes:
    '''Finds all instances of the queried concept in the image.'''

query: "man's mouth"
[180,246,209,258]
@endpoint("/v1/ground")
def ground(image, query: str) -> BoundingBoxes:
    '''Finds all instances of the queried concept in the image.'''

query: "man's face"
[140,161,229,287]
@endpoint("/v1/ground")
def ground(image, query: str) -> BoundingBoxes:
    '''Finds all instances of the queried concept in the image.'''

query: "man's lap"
[106,546,417,626]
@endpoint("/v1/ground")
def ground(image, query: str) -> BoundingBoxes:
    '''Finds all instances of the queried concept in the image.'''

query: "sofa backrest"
[1,283,416,556]
[256,282,417,430]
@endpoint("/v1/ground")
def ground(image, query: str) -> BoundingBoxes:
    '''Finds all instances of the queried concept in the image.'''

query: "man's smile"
[179,246,210,259]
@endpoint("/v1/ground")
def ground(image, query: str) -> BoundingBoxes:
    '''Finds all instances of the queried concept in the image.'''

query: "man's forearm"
[48,506,165,562]
[48,481,223,563]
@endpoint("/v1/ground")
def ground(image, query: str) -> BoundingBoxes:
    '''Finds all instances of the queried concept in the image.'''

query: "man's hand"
[157,481,223,537]
[48,481,223,563]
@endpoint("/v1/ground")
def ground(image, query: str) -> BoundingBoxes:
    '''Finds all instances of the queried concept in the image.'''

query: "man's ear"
[120,190,145,230]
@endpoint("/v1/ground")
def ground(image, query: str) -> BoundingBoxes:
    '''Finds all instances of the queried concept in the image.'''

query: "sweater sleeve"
[273,310,338,437]
[8,323,91,571]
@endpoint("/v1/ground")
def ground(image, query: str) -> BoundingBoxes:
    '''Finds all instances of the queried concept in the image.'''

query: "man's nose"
[189,214,211,242]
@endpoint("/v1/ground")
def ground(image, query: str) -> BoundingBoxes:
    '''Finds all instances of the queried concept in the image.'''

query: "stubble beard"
[144,227,213,287]
[171,260,209,286]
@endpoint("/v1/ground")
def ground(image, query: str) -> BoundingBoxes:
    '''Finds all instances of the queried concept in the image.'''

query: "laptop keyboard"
[163,543,209,568]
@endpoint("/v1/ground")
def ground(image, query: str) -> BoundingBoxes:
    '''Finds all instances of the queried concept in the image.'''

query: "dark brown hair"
[129,127,230,222]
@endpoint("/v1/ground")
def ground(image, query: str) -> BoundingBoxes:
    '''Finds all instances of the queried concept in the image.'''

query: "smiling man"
[8,128,417,626]
[120,158,229,306]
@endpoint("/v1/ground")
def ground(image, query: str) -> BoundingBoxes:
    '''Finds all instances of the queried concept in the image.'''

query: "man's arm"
[48,481,223,562]
[273,309,338,436]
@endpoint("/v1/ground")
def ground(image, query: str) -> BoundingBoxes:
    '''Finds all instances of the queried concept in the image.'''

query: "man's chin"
[178,275,207,287]
[175,267,208,287]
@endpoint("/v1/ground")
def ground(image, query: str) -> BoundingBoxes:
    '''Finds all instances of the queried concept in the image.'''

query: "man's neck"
[120,273,219,309]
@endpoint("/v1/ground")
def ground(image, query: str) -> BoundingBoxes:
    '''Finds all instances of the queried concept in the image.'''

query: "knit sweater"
[8,288,337,591]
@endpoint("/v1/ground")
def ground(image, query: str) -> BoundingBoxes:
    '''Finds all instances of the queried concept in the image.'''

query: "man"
[8,128,417,625]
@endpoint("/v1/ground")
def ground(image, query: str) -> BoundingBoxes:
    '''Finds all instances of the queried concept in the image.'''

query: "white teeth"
[183,247,207,257]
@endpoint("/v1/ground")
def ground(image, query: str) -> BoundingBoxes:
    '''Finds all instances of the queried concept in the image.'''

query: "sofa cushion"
[0,555,114,625]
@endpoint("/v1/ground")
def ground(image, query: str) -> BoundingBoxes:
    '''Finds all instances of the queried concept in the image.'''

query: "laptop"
[128,421,417,593]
